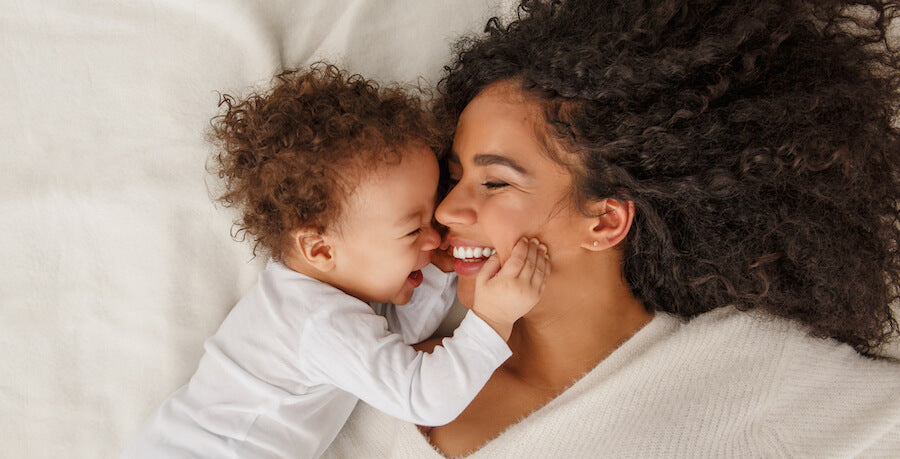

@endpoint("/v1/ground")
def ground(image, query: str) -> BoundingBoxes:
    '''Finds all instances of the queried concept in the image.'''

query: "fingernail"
[538,244,548,253]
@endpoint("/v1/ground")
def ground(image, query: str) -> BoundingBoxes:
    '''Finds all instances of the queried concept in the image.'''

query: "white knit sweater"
[323,307,900,458]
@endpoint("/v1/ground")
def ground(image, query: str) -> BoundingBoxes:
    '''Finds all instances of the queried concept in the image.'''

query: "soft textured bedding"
[4,2,899,458]
[0,1,513,457]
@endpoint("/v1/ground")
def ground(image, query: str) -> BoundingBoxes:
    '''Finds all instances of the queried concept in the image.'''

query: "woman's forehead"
[463,80,534,115]
[456,87,541,149]
[454,82,580,173]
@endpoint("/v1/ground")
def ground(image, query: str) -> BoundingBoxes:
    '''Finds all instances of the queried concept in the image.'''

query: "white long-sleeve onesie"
[122,261,510,459]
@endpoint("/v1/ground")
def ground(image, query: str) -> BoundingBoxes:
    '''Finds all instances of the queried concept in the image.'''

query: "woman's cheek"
[480,206,524,261]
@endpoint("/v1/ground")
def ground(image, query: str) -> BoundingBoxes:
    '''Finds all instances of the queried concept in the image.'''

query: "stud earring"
[593,241,599,247]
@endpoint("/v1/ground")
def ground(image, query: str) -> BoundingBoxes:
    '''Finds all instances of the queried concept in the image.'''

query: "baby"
[122,64,549,458]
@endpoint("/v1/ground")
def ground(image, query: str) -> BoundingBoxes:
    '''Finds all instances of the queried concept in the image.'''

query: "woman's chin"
[455,275,476,309]
[452,257,488,276]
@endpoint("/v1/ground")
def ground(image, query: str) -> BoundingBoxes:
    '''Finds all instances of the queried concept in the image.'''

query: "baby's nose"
[420,226,441,251]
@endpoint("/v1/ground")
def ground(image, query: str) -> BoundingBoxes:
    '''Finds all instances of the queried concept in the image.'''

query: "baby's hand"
[472,237,550,340]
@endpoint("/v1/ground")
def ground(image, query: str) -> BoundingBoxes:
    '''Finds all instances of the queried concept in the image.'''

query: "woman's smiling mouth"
[452,245,496,261]
[449,243,496,276]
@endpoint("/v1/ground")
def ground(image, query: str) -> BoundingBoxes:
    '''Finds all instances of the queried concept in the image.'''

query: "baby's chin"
[381,269,424,305]
[388,285,415,305]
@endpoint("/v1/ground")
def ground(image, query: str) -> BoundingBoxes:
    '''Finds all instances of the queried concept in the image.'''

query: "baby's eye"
[482,181,509,189]
[407,228,423,237]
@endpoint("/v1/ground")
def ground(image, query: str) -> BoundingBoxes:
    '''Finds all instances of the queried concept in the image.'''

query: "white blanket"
[0,1,513,457]
[4,2,898,458]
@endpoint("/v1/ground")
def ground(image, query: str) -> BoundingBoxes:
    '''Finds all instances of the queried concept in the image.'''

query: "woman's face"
[435,82,587,307]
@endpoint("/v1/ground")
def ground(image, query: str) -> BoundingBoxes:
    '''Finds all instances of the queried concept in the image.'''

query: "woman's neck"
[502,257,652,391]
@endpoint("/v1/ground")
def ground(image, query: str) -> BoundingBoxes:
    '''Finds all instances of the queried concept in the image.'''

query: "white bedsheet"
[0,1,513,457]
[4,2,898,458]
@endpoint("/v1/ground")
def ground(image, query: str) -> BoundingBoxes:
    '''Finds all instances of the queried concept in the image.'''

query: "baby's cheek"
[429,247,454,272]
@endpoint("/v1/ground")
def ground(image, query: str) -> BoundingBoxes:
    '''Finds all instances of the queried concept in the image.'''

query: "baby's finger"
[532,249,549,288]
[475,253,502,286]
[499,237,529,277]
[519,238,540,279]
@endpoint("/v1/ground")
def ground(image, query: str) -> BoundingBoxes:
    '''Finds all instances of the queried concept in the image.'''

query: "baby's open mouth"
[452,246,496,262]
[407,269,424,287]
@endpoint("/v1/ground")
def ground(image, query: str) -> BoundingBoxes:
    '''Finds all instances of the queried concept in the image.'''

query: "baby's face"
[327,144,441,305]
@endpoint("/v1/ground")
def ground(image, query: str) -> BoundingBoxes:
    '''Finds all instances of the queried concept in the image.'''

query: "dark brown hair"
[437,0,900,354]
[209,63,439,260]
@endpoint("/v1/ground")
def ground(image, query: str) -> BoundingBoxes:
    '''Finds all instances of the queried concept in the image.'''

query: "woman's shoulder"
[670,305,900,365]
[683,306,900,371]
[676,307,900,455]
[668,307,900,402]
[742,312,900,455]
[544,307,900,456]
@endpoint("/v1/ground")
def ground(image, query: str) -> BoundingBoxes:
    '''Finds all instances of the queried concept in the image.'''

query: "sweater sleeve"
[369,265,457,344]
[300,306,511,426]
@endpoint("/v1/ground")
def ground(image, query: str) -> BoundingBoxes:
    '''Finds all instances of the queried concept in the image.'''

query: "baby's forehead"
[346,143,437,183]
[338,147,439,221]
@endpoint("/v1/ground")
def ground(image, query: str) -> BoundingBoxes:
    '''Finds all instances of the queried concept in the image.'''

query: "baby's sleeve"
[369,264,457,344]
[300,305,510,426]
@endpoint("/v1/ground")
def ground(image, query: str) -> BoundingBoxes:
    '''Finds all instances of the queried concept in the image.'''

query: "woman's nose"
[435,184,476,227]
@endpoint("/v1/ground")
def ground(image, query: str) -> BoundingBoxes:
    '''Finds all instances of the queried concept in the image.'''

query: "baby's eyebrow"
[396,209,421,227]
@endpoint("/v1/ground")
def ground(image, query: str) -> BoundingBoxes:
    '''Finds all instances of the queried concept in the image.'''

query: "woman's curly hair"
[209,63,440,260]
[436,0,900,354]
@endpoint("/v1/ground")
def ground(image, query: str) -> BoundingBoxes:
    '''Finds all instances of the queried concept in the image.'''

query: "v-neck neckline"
[403,312,681,457]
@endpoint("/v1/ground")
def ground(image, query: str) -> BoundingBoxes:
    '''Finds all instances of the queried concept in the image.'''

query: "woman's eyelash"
[407,228,423,237]
[482,181,508,189]
[443,176,506,189]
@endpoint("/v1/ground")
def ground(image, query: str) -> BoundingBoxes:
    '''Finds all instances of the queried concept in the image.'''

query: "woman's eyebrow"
[473,153,528,174]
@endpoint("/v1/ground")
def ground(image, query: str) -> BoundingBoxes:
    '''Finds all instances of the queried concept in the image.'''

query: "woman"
[325,0,900,456]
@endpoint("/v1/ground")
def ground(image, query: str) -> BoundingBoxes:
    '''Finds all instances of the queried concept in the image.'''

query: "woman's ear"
[289,227,336,271]
[580,198,635,251]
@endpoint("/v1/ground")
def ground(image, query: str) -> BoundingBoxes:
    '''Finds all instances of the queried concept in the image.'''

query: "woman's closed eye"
[406,228,423,237]
[482,181,509,189]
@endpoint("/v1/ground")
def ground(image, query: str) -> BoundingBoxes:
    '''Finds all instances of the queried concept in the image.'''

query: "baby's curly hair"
[209,63,439,261]
[437,0,900,354]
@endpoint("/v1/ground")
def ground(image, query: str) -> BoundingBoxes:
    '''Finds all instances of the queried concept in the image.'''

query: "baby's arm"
[301,240,549,426]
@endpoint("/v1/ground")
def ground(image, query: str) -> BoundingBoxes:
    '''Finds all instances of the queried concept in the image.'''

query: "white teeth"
[451,246,495,260]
